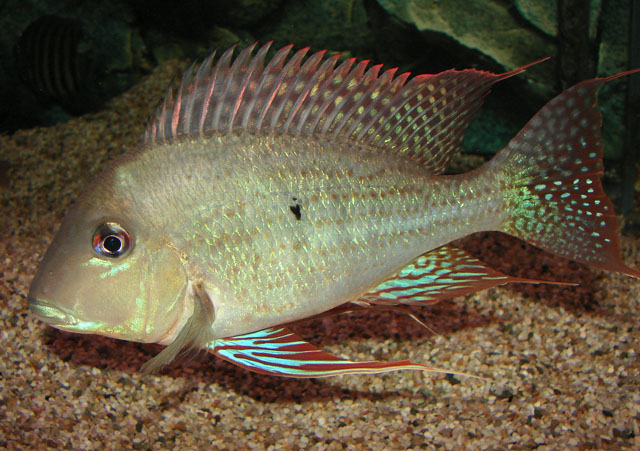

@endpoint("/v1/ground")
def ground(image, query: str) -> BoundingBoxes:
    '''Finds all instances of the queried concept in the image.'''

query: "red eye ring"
[93,223,131,258]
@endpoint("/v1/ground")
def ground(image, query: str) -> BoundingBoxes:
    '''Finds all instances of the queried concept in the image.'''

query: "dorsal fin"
[144,42,544,174]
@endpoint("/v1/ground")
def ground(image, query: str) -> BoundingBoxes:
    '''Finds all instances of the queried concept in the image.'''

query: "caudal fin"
[495,70,640,278]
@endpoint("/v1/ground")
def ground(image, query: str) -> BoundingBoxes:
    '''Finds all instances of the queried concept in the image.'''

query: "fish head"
[28,190,189,344]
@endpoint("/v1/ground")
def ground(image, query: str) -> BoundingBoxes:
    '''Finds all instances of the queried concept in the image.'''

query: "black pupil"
[103,235,122,254]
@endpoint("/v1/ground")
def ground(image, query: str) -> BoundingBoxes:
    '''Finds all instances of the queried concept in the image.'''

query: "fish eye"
[93,223,131,258]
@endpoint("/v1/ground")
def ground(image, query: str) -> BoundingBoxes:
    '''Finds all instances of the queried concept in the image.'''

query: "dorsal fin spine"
[229,43,263,132]
[172,64,191,136]
[308,57,357,134]
[209,46,237,135]
[228,42,259,133]
[241,43,286,130]
[320,59,369,135]
[222,44,255,133]
[190,51,216,136]
[181,63,198,136]
[292,53,340,134]
[160,89,173,141]
[320,58,361,134]
[282,48,326,134]
[267,47,310,131]
[239,43,271,130]
[254,45,294,130]
[199,50,223,136]
[331,61,378,137]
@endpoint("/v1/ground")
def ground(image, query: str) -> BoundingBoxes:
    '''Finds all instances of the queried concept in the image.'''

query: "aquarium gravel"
[1,59,639,450]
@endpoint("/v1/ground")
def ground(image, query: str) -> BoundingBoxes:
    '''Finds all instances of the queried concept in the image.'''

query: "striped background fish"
[15,15,93,114]
[28,42,640,378]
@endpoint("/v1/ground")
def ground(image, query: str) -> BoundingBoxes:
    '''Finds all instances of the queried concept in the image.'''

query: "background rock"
[0,0,634,162]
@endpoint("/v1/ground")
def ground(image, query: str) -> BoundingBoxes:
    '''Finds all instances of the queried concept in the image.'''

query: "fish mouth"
[28,298,78,326]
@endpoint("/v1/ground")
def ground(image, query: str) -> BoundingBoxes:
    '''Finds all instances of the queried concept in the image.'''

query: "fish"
[28,42,640,378]
[15,15,94,114]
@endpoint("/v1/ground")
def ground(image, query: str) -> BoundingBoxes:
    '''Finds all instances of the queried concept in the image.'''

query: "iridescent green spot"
[83,257,112,268]
[99,262,131,280]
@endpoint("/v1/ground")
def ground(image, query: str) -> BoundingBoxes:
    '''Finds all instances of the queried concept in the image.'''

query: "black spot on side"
[289,204,302,221]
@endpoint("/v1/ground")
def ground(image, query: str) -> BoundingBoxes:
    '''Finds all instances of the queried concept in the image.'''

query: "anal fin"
[208,326,476,379]
[360,245,560,306]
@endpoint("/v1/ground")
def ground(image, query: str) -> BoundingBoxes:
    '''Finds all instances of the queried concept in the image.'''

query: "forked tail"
[493,71,640,277]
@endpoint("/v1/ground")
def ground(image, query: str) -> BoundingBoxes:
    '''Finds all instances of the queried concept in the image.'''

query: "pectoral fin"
[141,282,215,374]
[208,326,479,379]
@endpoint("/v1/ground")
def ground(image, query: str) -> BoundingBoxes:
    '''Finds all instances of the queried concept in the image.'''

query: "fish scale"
[28,42,640,378]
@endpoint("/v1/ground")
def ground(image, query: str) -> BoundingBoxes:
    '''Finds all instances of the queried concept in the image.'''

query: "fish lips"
[27,264,76,326]
[28,298,78,326]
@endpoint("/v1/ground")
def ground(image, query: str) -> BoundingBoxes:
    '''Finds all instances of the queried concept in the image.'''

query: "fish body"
[71,134,501,340]
[16,15,93,113]
[28,43,640,377]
